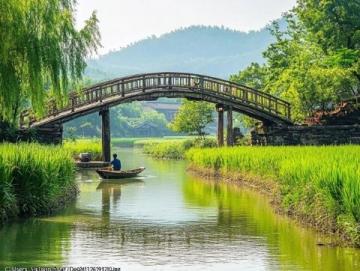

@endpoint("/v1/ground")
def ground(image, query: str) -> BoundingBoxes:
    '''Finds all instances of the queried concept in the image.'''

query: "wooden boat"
[96,167,145,179]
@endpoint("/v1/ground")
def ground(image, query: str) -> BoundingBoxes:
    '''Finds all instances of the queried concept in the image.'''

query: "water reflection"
[0,219,71,267]
[0,148,359,270]
[96,179,144,222]
[183,177,360,271]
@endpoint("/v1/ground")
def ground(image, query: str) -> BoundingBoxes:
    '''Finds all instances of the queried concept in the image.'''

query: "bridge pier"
[100,109,111,162]
[226,106,234,146]
[216,105,224,147]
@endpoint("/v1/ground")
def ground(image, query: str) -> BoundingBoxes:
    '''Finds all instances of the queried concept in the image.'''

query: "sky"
[76,0,297,55]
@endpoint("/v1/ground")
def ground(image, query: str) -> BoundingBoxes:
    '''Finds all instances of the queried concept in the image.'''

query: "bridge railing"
[20,72,291,127]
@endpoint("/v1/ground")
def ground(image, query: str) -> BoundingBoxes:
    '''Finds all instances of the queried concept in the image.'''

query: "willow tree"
[0,0,100,122]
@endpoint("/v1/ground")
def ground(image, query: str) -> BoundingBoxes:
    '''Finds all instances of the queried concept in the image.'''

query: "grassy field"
[142,137,217,159]
[0,143,76,223]
[186,145,360,246]
[111,137,155,147]
[142,140,187,159]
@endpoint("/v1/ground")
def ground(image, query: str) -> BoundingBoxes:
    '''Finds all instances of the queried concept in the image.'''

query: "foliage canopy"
[231,0,360,122]
[168,100,213,137]
[0,0,100,121]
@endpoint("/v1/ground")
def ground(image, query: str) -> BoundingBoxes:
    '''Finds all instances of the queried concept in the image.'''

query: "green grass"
[143,140,187,159]
[112,138,147,147]
[0,143,76,223]
[63,138,102,160]
[142,137,217,159]
[186,145,360,245]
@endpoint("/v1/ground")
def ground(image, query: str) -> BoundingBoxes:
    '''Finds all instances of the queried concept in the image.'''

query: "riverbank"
[142,137,217,159]
[186,146,360,247]
[0,143,77,223]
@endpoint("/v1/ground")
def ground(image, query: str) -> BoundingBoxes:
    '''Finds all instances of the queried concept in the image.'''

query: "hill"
[86,25,275,80]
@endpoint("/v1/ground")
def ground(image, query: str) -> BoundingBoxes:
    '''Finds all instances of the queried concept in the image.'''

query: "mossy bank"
[0,143,77,223]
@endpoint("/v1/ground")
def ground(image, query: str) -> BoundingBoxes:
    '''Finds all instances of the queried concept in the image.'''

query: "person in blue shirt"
[111,153,122,171]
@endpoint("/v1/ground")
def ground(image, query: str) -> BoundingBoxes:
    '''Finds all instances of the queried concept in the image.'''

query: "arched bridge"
[21,72,291,126]
[20,72,292,160]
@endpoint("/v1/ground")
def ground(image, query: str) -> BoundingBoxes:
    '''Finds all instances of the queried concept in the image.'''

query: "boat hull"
[96,167,145,179]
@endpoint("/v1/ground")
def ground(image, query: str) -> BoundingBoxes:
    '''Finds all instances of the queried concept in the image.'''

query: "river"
[0,147,359,270]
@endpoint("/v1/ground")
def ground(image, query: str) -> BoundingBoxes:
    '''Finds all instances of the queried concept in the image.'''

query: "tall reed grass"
[186,145,360,245]
[0,143,75,222]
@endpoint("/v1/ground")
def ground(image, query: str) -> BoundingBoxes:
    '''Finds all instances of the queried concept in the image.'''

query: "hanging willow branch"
[0,0,101,122]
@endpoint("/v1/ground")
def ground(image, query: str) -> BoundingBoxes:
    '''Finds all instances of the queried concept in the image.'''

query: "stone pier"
[226,106,234,146]
[216,105,224,147]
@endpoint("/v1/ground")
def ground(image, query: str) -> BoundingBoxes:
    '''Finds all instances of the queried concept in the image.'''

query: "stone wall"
[251,124,360,146]
[18,124,63,145]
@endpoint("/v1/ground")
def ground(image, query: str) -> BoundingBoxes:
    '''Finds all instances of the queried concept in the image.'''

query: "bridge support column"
[216,105,224,147]
[100,109,111,162]
[227,106,234,146]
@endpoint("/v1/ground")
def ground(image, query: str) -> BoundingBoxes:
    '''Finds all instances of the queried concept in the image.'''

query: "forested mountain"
[86,25,275,80]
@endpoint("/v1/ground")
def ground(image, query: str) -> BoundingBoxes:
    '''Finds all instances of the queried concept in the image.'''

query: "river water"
[0,148,359,270]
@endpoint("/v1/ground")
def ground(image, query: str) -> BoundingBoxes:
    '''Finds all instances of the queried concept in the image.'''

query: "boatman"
[111,153,122,171]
